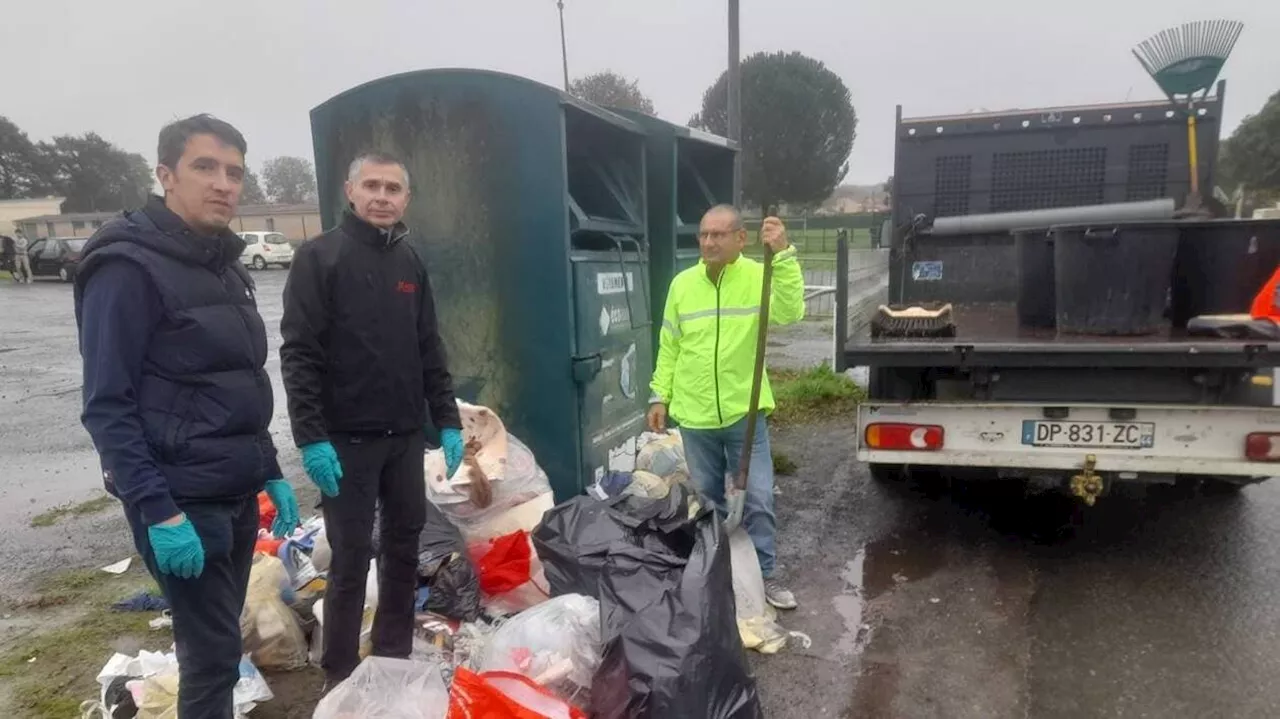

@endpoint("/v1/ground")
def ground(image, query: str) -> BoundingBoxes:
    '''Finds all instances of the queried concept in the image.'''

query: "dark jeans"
[321,431,427,683]
[124,495,259,719]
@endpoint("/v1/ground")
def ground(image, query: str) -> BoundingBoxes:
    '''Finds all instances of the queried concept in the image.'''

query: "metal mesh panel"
[933,155,972,217]
[990,148,1107,212]
[1125,143,1170,201]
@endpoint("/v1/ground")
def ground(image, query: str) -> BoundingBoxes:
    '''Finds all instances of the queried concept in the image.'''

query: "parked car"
[24,237,87,282]
[238,231,294,270]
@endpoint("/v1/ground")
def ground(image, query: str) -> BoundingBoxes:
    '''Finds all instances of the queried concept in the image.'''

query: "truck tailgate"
[858,402,1280,477]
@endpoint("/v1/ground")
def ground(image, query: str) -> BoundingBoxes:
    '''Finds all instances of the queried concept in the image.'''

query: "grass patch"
[770,364,864,426]
[0,609,163,716]
[0,566,161,717]
[772,450,798,476]
[30,494,116,528]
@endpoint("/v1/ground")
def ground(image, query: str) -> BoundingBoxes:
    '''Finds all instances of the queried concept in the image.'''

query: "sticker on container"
[597,271,636,296]
[620,343,637,399]
[912,261,943,281]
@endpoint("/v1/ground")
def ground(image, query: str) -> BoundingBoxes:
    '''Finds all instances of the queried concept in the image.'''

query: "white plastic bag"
[728,527,789,654]
[313,656,449,719]
[472,594,601,705]
[100,652,271,719]
[240,554,308,670]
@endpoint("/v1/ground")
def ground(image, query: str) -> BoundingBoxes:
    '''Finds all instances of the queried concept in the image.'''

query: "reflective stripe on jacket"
[650,246,805,430]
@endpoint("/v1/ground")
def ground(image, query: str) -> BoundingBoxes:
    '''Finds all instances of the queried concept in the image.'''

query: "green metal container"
[311,69,652,501]
[607,109,737,355]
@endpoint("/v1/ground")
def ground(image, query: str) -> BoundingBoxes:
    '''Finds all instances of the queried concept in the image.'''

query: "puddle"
[832,548,868,659]
[861,534,945,600]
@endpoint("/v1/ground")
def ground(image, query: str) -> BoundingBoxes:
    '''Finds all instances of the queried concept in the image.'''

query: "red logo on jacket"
[396,280,418,294]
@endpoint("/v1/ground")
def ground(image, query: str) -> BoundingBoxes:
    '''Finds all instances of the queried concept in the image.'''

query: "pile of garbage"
[92,400,789,717]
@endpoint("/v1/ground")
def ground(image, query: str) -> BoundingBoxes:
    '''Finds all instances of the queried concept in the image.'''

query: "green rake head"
[1132,19,1244,99]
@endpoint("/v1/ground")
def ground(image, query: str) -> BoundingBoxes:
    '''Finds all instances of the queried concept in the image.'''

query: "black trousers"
[321,431,427,683]
[125,495,258,719]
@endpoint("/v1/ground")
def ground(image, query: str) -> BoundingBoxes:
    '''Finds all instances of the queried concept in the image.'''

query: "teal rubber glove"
[264,479,300,539]
[442,428,465,477]
[301,441,343,497]
[148,517,205,579]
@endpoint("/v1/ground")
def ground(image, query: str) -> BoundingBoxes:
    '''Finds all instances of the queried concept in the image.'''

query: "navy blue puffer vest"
[74,201,276,501]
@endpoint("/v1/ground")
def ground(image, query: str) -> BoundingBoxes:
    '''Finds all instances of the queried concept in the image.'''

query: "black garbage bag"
[418,502,481,622]
[375,501,482,622]
[533,484,762,719]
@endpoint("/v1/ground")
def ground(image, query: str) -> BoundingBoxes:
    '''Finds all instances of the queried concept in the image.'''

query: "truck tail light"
[865,423,944,451]
[1245,433,1280,462]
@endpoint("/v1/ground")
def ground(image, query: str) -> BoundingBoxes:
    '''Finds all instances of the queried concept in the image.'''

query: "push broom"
[1132,19,1244,214]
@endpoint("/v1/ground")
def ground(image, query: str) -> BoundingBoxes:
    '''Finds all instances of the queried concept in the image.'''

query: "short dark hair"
[347,152,410,186]
[157,114,247,170]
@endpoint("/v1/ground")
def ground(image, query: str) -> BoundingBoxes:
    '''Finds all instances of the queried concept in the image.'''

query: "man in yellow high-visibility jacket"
[647,205,806,609]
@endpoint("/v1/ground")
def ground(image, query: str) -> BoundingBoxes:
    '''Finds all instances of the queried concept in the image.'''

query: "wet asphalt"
[4,273,1280,717]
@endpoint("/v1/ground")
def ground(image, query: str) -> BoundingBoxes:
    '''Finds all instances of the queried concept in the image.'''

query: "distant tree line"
[0,115,318,213]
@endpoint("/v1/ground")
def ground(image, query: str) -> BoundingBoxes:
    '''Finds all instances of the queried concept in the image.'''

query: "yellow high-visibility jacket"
[650,246,805,429]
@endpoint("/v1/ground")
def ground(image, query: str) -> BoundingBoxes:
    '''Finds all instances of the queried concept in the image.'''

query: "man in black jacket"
[281,152,465,684]
[76,115,300,718]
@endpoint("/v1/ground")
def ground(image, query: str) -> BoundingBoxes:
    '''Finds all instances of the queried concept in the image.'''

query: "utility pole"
[728,0,742,206]
[558,1,570,91]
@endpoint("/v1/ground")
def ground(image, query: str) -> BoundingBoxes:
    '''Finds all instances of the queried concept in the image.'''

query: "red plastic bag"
[448,668,585,719]
[257,491,276,531]
[469,531,533,595]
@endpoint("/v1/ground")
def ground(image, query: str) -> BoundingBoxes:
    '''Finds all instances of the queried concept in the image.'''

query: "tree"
[569,71,656,114]
[240,168,267,205]
[262,156,317,205]
[0,116,51,199]
[39,133,153,212]
[691,51,857,211]
[1217,89,1280,206]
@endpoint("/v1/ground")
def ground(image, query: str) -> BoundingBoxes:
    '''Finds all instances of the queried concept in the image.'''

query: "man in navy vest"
[75,115,300,719]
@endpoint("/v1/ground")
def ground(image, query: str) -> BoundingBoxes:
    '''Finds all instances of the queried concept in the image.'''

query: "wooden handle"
[736,244,775,490]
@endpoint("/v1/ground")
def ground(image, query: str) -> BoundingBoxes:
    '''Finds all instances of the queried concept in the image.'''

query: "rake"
[1132,19,1244,211]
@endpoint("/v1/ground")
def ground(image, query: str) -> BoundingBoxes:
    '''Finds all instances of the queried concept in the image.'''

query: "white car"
[238,231,294,270]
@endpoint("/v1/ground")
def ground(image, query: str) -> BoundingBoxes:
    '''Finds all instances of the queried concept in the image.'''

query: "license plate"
[1021,420,1155,449]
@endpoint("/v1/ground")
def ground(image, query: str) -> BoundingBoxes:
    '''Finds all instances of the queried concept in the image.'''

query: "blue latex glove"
[264,479,300,539]
[301,441,343,497]
[148,517,205,579]
[442,428,465,477]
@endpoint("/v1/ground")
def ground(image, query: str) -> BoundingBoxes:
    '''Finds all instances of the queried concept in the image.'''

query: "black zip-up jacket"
[280,210,462,447]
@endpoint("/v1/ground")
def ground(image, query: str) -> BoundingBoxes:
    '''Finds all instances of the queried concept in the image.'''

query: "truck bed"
[844,303,1280,369]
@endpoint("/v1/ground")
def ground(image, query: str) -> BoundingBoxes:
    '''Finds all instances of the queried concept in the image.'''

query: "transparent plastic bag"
[313,657,449,719]
[425,403,553,539]
[240,554,308,670]
[473,594,601,706]
[635,431,689,486]
[728,528,788,654]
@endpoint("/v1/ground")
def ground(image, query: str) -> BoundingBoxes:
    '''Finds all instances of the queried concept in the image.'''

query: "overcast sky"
[4,0,1279,187]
